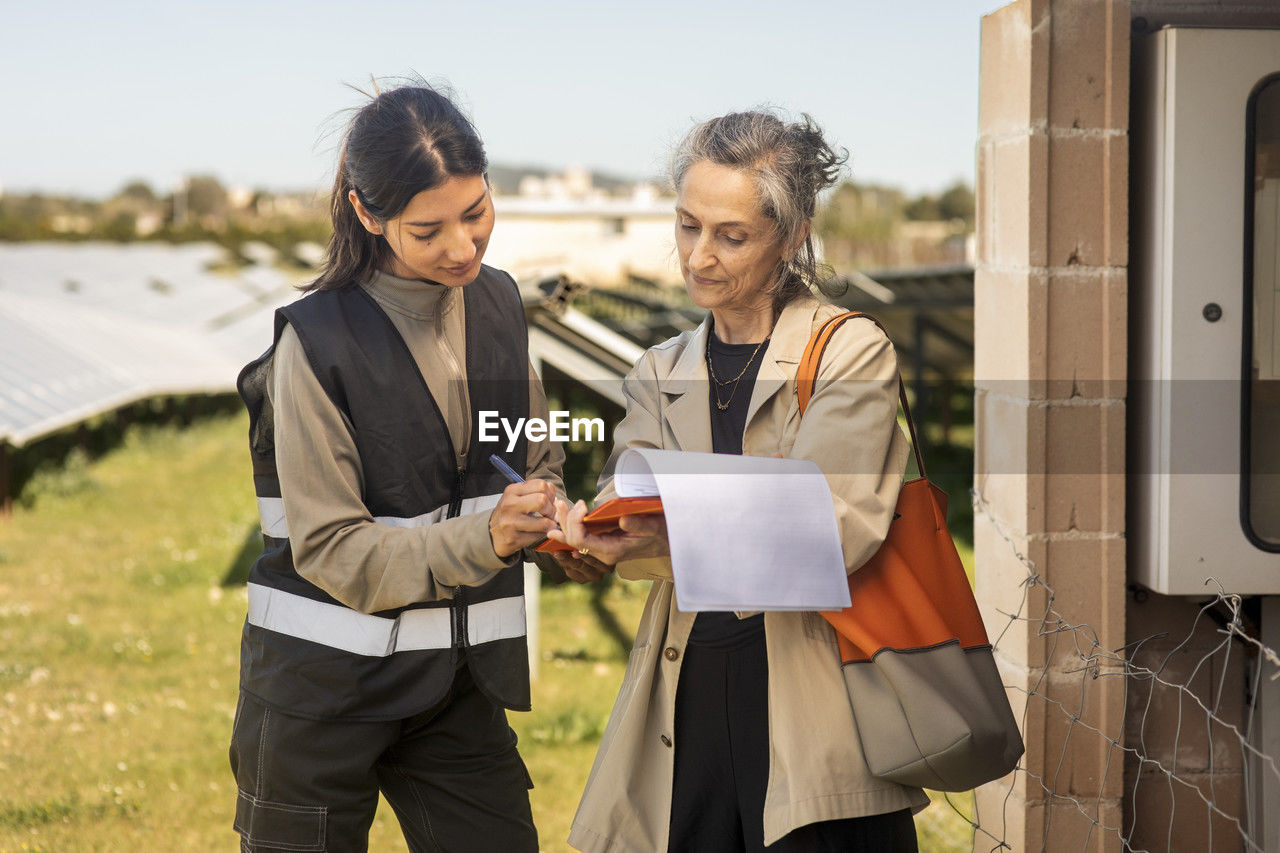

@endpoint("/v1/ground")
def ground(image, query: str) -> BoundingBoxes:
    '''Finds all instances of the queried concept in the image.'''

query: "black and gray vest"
[236,266,531,720]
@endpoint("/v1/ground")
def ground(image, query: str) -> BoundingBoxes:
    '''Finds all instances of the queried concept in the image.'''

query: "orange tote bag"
[797,312,1023,792]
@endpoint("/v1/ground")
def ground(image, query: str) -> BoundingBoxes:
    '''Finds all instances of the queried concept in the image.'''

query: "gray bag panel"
[841,641,1024,791]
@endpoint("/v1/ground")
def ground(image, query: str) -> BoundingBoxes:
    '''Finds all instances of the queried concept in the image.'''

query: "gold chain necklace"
[706,335,770,411]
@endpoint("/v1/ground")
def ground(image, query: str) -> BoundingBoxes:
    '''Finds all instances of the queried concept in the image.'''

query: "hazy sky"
[4,0,1006,199]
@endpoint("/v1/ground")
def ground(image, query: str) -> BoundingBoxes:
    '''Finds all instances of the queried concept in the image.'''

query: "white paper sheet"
[614,448,852,611]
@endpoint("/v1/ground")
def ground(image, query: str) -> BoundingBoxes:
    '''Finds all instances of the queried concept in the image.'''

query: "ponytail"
[307,150,391,292]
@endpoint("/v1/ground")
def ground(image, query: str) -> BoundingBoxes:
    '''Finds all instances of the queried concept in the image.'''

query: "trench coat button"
[664,647,679,661]
[660,734,672,748]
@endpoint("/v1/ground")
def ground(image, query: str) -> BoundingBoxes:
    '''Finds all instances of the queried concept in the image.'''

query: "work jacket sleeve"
[596,350,675,583]
[270,324,513,613]
[789,316,909,575]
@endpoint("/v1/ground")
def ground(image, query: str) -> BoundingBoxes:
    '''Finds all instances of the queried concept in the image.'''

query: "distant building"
[487,168,678,286]
[48,214,93,235]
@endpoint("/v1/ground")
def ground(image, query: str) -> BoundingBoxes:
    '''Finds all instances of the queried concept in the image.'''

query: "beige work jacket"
[567,295,930,852]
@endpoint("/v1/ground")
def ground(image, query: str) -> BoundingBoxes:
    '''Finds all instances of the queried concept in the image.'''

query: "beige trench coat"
[567,296,931,852]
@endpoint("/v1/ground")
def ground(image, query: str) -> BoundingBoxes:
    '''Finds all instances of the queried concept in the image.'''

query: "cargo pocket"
[234,789,326,852]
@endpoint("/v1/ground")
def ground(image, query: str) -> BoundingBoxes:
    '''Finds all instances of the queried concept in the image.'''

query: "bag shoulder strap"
[797,311,927,479]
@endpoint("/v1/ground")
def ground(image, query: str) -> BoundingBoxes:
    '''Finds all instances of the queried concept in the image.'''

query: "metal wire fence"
[930,490,1280,852]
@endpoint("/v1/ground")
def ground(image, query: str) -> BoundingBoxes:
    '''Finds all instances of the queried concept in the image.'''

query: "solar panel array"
[0,242,300,447]
[0,244,968,451]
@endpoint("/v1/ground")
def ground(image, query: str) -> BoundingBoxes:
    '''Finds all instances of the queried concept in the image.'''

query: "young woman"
[230,82,564,852]
[549,111,926,852]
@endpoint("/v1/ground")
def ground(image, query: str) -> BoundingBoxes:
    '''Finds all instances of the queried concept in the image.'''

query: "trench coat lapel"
[657,317,713,452]
[743,297,823,433]
[658,298,824,452]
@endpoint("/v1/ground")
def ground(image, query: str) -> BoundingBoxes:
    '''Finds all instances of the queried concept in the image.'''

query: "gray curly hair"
[671,110,848,312]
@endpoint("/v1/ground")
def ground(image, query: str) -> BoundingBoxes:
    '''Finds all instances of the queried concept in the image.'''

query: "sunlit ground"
[0,414,972,851]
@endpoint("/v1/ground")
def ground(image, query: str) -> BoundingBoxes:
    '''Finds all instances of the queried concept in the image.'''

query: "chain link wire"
[938,488,1280,852]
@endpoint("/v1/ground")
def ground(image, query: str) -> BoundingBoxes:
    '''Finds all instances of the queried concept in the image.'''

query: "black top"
[688,331,768,650]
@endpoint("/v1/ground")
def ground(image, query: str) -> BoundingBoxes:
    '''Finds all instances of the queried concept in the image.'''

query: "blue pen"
[489,454,559,537]
[489,453,524,484]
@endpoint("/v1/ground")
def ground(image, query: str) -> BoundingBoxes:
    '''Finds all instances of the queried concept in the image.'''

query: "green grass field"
[0,414,972,851]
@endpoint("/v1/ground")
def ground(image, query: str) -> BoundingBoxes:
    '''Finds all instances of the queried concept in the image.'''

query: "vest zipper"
[447,464,467,519]
[448,464,468,653]
[453,585,468,649]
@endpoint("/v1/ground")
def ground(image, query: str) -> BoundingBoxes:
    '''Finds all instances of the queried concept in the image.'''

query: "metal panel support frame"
[0,443,11,517]
[1248,597,1280,852]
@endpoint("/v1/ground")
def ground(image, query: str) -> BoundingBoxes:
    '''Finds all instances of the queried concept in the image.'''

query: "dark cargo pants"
[229,665,537,852]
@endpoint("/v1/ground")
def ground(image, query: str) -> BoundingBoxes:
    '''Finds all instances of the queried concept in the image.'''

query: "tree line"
[0,174,976,272]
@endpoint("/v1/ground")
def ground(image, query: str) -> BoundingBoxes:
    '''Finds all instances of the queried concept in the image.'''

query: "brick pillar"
[974,1,1129,850]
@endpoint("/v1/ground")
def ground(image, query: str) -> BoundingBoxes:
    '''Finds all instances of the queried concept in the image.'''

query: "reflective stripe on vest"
[255,493,503,540]
[257,497,289,538]
[246,583,526,656]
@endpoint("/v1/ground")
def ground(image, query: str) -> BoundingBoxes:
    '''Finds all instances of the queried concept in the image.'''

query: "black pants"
[668,633,918,853]
[229,665,537,853]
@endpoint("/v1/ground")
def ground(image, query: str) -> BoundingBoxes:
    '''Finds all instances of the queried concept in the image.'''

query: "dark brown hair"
[306,82,488,292]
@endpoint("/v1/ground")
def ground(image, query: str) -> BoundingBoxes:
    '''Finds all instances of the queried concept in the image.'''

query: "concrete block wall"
[974,1,1130,850]
[977,1,1261,849]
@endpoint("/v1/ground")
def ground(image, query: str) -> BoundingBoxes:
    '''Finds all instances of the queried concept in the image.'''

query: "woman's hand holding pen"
[484,454,664,582]
[488,480,558,559]
[545,499,671,575]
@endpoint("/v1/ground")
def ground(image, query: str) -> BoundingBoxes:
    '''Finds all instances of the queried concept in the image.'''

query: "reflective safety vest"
[235,266,531,720]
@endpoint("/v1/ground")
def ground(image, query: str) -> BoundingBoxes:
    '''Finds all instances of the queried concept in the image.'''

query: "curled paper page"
[615,448,852,611]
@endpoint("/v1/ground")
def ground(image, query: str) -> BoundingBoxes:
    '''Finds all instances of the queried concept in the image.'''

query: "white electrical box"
[1130,27,1280,595]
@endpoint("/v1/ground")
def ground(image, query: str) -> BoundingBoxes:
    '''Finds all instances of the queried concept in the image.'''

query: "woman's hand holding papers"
[545,499,670,581]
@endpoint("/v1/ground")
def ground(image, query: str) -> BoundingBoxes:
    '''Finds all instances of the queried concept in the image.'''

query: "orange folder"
[534,496,664,553]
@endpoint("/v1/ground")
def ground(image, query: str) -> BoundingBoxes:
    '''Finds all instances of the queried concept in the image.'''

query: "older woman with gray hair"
[547,111,927,852]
